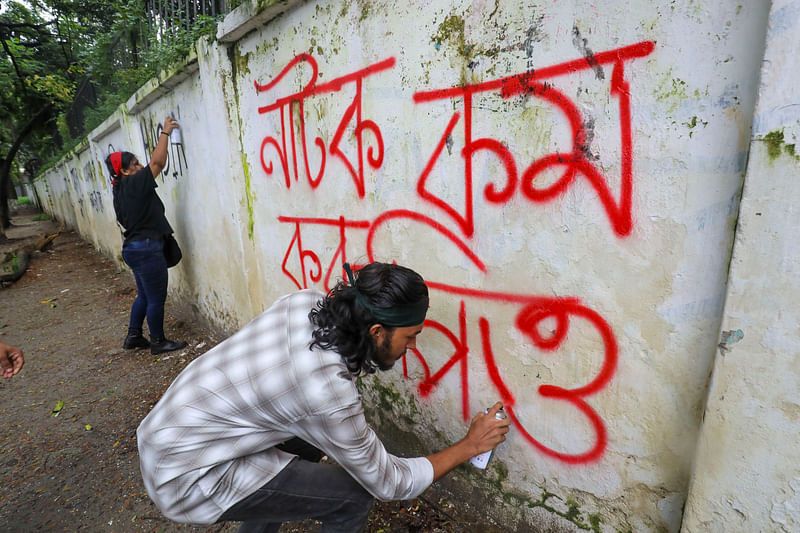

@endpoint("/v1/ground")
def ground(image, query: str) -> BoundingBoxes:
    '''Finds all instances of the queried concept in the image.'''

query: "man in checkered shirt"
[137,262,510,532]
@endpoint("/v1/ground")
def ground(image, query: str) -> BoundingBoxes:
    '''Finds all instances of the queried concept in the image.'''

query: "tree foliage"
[0,0,76,230]
[0,0,230,233]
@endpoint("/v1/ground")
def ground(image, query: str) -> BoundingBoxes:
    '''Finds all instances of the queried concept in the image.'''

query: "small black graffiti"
[88,191,104,213]
[139,111,189,181]
[83,161,95,184]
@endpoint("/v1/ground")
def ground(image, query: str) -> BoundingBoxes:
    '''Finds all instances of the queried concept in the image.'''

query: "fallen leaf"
[40,298,57,303]
[51,400,64,416]
[84,425,92,431]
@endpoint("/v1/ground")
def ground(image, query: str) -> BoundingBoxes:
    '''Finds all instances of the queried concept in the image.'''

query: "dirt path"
[0,208,487,533]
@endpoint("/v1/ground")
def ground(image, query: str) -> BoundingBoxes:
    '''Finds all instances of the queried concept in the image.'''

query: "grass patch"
[31,213,51,221]
[17,196,33,206]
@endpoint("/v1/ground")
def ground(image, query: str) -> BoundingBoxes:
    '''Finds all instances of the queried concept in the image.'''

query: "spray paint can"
[169,113,182,144]
[469,407,507,469]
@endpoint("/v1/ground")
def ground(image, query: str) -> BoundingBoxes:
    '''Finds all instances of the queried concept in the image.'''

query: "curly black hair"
[309,262,428,375]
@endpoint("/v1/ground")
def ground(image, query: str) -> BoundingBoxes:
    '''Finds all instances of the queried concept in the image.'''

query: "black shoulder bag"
[163,234,182,268]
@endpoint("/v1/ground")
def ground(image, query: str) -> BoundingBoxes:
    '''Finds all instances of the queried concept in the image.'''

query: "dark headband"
[343,263,428,327]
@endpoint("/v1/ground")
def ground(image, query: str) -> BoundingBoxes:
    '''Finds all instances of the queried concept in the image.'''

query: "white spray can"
[469,407,507,469]
[169,113,182,144]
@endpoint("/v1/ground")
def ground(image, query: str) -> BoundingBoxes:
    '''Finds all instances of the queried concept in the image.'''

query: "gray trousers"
[218,456,374,533]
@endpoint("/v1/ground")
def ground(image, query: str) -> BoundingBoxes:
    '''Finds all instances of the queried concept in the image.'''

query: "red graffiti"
[277,215,371,291]
[278,211,487,292]
[405,301,470,419]
[262,40,655,464]
[255,54,395,197]
[367,210,486,273]
[401,282,617,465]
[276,213,617,464]
[414,40,654,237]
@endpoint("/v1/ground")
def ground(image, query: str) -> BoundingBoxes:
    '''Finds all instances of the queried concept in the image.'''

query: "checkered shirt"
[136,289,434,524]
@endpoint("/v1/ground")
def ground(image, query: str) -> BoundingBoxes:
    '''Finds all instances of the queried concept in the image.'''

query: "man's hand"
[426,401,511,481]
[462,401,511,456]
[0,342,24,378]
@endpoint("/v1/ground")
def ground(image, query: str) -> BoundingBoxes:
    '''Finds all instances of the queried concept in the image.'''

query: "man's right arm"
[303,398,509,499]
[426,401,511,481]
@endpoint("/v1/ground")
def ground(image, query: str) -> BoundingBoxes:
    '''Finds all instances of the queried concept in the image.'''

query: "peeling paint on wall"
[771,478,800,532]
[717,328,743,354]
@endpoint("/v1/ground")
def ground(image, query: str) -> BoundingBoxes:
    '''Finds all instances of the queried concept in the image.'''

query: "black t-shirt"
[114,165,173,245]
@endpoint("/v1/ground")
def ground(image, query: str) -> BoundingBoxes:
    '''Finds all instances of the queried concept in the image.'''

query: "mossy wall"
[35,1,788,531]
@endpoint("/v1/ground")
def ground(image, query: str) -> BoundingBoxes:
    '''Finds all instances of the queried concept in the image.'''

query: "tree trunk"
[0,105,52,229]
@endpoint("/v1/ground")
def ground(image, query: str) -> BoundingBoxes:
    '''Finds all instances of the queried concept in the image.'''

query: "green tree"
[0,1,74,235]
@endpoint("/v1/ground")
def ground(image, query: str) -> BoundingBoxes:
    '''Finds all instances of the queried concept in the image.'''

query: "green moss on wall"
[428,12,507,84]
[234,47,252,79]
[495,486,607,532]
[358,0,370,21]
[240,152,255,240]
[223,42,256,243]
[432,14,467,55]
[684,115,708,137]
[95,162,105,184]
[654,74,689,114]
[358,379,433,457]
[256,0,287,13]
[254,36,280,55]
[430,13,472,87]
[764,129,784,160]
[358,379,618,531]
[361,379,422,419]
[762,129,799,163]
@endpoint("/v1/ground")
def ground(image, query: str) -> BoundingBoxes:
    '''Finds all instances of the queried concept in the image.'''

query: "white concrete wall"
[681,1,800,532]
[34,1,777,531]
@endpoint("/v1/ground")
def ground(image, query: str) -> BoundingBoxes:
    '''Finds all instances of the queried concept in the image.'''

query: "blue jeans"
[122,237,167,339]
[218,458,374,533]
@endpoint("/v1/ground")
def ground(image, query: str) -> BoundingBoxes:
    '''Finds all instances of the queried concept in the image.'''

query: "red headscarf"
[109,152,122,176]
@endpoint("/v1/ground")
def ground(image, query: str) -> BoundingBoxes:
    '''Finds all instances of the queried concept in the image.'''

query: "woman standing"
[105,116,187,355]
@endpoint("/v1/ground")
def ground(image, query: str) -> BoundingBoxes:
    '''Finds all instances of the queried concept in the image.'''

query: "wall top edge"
[90,114,121,143]
[217,0,304,43]
[126,51,200,115]
[74,139,90,155]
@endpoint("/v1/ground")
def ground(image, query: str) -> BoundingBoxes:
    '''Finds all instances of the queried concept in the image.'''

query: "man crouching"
[137,262,510,532]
